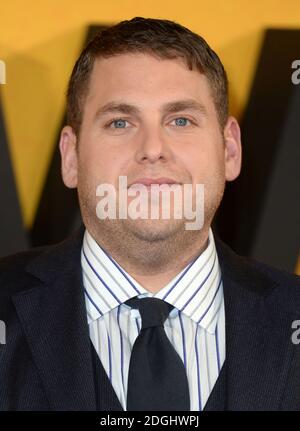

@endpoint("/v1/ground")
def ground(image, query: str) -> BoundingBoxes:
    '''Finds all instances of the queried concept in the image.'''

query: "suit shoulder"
[247,256,300,286]
[216,235,300,284]
[0,228,84,300]
[215,236,300,312]
[0,243,59,302]
[0,246,47,275]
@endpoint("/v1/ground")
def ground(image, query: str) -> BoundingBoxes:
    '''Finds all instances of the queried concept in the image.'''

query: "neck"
[87,224,210,293]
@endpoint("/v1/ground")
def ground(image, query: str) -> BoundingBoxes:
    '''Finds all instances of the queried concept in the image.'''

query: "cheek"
[181,144,225,186]
[78,146,126,191]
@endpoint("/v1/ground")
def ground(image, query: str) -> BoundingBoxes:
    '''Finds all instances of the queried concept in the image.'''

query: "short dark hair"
[66,17,228,136]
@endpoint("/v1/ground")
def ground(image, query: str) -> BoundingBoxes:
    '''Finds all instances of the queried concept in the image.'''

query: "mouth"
[128,177,181,188]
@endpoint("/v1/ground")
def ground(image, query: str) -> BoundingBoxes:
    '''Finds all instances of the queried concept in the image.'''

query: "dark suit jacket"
[1,226,300,411]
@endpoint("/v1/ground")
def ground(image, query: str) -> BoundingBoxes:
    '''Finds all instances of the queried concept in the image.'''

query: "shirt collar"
[82,228,222,334]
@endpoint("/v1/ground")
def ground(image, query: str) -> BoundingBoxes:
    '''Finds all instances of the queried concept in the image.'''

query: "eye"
[171,117,192,127]
[108,118,129,128]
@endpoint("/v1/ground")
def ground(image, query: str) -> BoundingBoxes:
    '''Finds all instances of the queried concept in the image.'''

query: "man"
[1,17,300,411]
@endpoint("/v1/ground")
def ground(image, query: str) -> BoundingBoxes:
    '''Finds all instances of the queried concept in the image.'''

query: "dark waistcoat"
[90,340,227,411]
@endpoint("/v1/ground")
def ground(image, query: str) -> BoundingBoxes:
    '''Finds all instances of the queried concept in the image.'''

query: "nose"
[134,125,173,164]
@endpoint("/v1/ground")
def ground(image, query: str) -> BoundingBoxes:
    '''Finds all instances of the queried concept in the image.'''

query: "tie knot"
[125,297,173,330]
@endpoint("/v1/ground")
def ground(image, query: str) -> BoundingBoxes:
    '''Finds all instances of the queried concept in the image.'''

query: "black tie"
[125,297,190,411]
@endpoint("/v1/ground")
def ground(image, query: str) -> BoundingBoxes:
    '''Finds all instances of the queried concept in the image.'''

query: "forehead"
[86,53,213,105]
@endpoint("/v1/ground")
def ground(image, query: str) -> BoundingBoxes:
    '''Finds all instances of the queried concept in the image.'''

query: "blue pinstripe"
[82,228,225,411]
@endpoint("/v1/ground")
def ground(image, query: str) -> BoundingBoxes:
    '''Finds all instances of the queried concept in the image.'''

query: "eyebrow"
[93,99,208,121]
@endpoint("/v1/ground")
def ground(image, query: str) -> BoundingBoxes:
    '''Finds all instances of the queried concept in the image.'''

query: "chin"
[123,218,185,242]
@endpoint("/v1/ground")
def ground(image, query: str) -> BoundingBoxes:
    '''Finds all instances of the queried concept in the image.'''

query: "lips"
[129,177,180,188]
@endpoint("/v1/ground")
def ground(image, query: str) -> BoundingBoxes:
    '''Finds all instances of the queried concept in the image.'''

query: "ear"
[223,116,242,181]
[59,125,78,188]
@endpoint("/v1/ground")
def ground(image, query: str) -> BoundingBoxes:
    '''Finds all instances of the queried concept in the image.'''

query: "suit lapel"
[216,237,297,410]
[12,228,122,411]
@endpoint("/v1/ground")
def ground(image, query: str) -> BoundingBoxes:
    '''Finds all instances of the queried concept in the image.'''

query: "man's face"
[60,53,241,244]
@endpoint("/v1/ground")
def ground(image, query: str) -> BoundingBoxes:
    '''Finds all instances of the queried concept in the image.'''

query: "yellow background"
[0,0,299,272]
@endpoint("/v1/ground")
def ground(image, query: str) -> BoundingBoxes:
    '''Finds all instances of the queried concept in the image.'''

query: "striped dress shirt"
[82,228,225,411]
